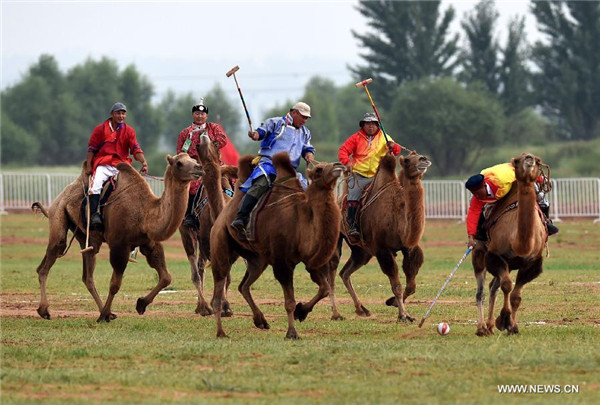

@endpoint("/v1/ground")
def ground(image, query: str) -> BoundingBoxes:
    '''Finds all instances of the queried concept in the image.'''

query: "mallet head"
[355,78,373,87]
[226,65,240,77]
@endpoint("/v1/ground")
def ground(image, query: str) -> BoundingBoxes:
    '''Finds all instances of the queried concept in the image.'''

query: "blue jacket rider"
[231,102,315,239]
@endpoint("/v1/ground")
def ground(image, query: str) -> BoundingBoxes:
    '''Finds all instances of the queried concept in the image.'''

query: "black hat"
[465,174,485,190]
[192,98,208,113]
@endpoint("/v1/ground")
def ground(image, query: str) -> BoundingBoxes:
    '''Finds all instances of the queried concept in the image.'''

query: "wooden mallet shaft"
[226,65,253,131]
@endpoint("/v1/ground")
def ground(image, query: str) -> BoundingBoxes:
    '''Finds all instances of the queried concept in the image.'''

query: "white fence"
[1,172,599,221]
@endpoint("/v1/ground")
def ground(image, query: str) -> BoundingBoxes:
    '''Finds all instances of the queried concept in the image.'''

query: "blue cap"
[110,102,127,112]
[465,174,484,190]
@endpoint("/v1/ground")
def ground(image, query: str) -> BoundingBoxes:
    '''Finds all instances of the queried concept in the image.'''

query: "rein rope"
[539,163,552,193]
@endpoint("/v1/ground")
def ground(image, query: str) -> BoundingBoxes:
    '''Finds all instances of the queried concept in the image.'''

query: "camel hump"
[221,165,238,180]
[237,155,255,183]
[272,152,296,178]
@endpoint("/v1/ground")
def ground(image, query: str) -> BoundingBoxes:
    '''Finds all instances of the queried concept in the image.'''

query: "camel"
[178,133,237,316]
[32,153,203,321]
[472,152,548,336]
[209,152,344,339]
[326,151,431,322]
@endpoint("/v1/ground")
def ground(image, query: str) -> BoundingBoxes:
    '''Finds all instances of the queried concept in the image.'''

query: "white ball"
[437,322,450,335]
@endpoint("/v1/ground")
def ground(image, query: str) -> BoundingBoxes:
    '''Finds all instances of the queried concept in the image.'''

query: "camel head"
[196,133,221,165]
[512,152,541,184]
[399,151,431,180]
[166,153,204,182]
[307,161,345,190]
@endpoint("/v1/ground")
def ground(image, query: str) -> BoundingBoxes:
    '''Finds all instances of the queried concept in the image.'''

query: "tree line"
[2,0,598,176]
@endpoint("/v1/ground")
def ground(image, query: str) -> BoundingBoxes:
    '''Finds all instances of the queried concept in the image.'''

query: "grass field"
[1,213,599,404]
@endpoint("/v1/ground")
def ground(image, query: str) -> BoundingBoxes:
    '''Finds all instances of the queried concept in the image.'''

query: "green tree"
[499,15,533,116]
[459,0,500,94]
[389,77,505,176]
[0,111,39,165]
[531,0,600,140]
[204,83,242,142]
[351,0,460,107]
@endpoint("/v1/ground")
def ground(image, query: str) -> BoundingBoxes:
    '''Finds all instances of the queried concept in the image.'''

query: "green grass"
[1,214,599,404]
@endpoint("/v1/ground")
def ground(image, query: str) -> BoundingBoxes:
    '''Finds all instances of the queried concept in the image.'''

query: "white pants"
[89,165,119,195]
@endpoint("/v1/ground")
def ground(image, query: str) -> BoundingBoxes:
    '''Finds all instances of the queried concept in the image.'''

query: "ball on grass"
[437,322,450,335]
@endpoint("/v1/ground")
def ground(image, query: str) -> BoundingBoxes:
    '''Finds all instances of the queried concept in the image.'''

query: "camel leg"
[210,230,238,338]
[509,258,543,334]
[135,242,172,315]
[485,252,513,333]
[74,231,107,316]
[327,236,345,320]
[486,277,500,333]
[98,246,130,322]
[273,260,299,340]
[472,247,492,336]
[376,250,414,322]
[180,225,213,316]
[294,265,331,322]
[36,215,70,319]
[386,246,425,306]
[339,246,372,317]
[237,257,270,330]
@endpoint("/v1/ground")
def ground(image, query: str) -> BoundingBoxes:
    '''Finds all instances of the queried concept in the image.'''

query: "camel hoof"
[195,305,213,316]
[356,305,371,317]
[294,302,310,322]
[216,331,229,338]
[37,307,51,320]
[221,302,233,318]
[253,316,270,330]
[397,314,415,323]
[331,314,345,321]
[507,324,519,335]
[385,297,398,307]
[285,330,300,340]
[96,314,113,323]
[136,298,148,315]
[476,327,493,337]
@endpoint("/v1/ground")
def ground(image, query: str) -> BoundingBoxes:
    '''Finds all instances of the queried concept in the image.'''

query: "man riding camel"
[86,102,147,229]
[465,162,559,248]
[230,101,315,239]
[338,112,401,243]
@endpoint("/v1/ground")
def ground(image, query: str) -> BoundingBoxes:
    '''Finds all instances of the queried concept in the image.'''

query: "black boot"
[541,205,559,236]
[347,204,360,242]
[182,193,197,228]
[89,194,103,230]
[230,194,259,239]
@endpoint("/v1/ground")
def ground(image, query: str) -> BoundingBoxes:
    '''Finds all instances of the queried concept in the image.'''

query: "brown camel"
[472,152,548,336]
[209,152,344,339]
[326,151,431,322]
[32,153,203,321]
[179,133,237,316]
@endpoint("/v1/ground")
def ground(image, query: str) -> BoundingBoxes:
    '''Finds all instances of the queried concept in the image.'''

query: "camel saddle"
[242,188,274,242]
[80,175,118,226]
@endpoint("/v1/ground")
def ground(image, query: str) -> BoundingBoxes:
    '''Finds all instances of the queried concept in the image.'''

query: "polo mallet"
[418,246,473,328]
[80,177,94,254]
[226,65,253,132]
[355,78,392,149]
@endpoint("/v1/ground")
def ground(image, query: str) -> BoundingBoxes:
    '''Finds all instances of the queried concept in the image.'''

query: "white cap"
[291,101,311,118]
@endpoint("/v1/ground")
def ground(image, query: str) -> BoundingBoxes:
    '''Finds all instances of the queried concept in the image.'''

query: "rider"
[338,112,401,243]
[86,102,147,229]
[176,98,228,228]
[465,162,559,248]
[230,101,315,239]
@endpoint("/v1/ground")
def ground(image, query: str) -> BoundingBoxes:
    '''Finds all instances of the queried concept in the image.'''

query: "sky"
[1,0,537,123]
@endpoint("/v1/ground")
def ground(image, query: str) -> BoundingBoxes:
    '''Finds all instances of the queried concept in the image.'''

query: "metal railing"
[1,172,599,221]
